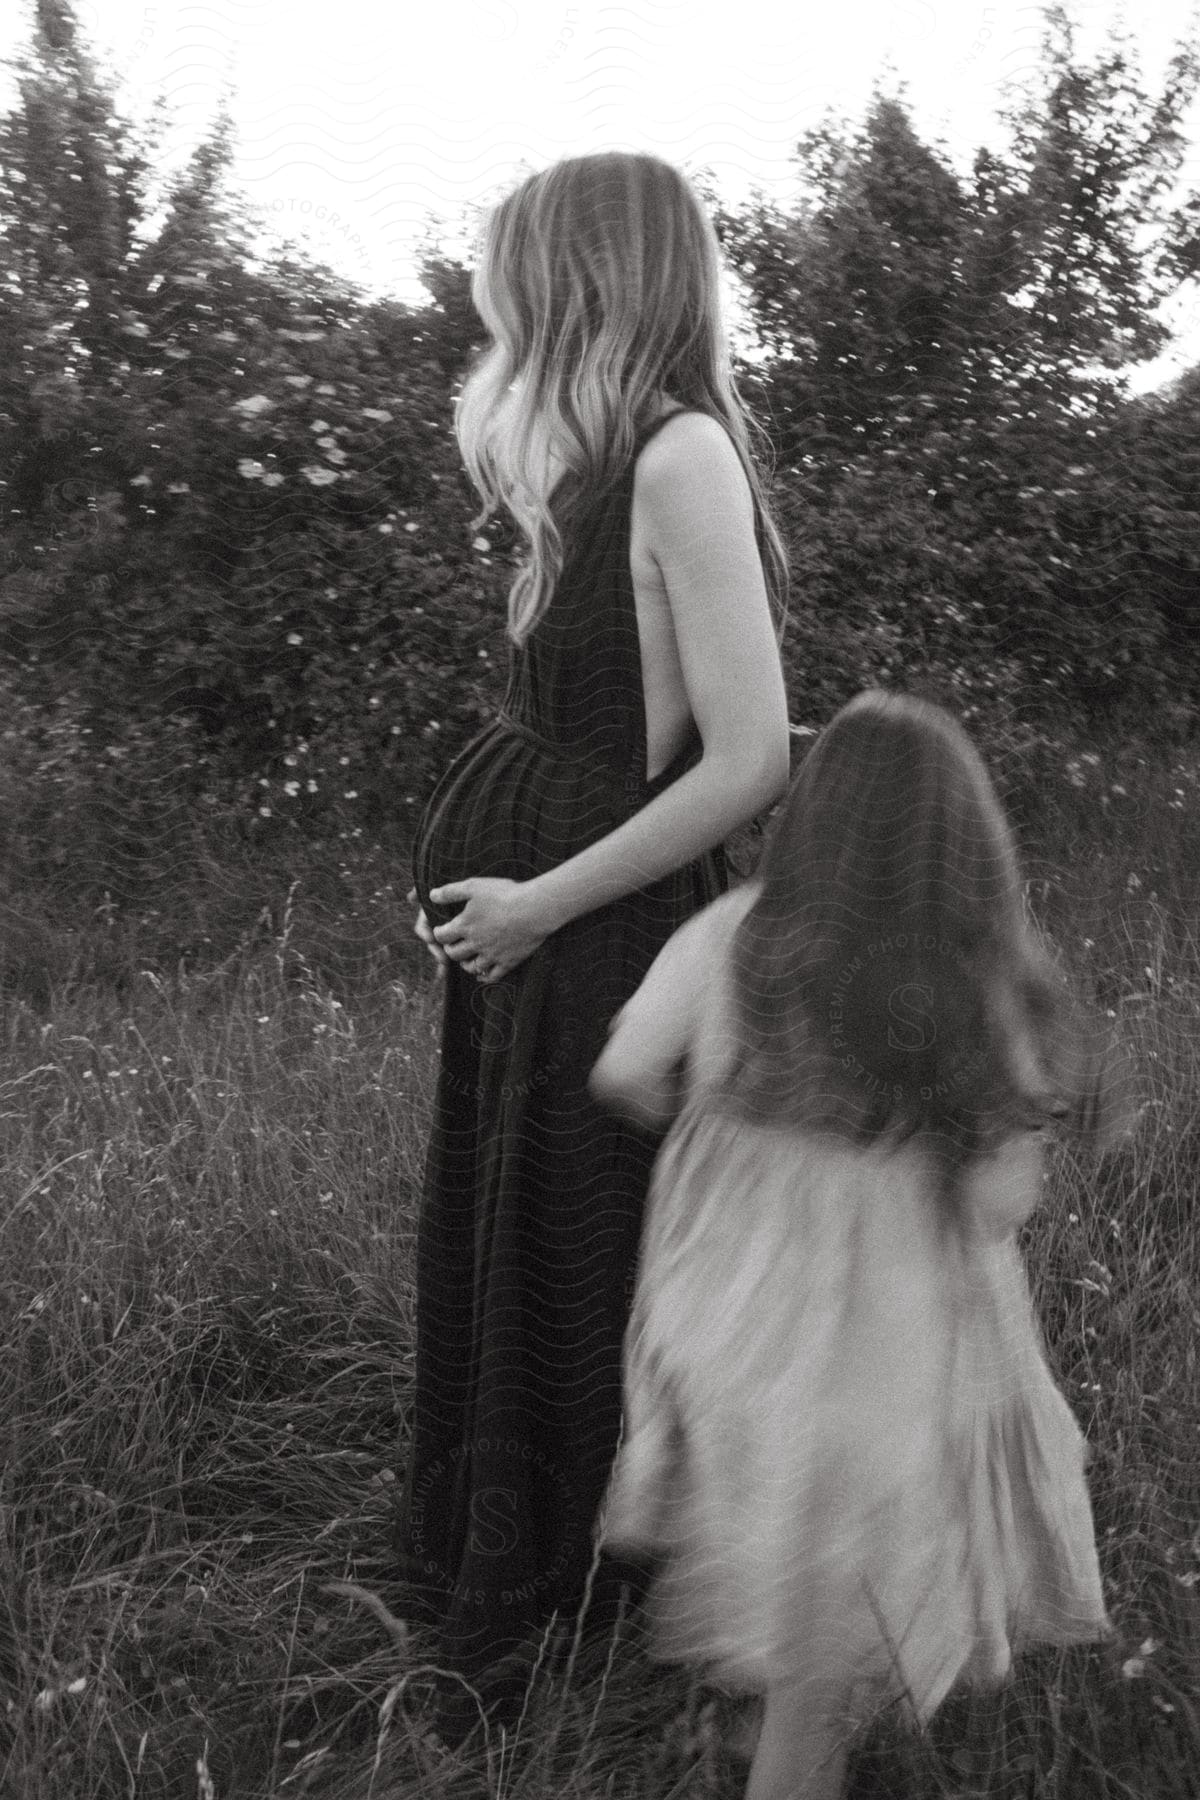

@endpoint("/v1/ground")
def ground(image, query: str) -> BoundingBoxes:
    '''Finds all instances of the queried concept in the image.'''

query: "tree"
[715,8,1200,739]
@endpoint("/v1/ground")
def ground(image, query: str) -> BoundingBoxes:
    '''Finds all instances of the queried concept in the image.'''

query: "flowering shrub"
[1,248,514,852]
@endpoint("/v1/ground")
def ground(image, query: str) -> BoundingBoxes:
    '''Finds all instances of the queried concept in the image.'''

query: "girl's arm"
[960,993,1135,1241]
[431,415,791,975]
[588,910,706,1129]
[589,887,752,1128]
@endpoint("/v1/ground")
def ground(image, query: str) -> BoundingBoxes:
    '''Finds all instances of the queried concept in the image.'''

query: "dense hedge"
[1,6,1199,909]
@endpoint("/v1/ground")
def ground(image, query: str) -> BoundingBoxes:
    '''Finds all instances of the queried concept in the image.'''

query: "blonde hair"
[719,691,1129,1192]
[455,152,789,644]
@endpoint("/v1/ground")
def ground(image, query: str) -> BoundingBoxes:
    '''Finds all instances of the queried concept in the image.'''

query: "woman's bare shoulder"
[633,411,748,509]
[642,408,732,452]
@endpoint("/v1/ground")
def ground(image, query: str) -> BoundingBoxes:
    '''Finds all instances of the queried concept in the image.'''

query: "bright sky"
[3,0,1200,391]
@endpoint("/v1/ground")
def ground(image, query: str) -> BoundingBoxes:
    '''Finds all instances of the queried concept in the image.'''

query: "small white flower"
[286,632,303,646]
[310,419,330,432]
[361,407,393,421]
[262,472,285,487]
[473,535,491,551]
[258,805,272,817]
[316,434,338,449]
[344,789,358,799]
[167,482,191,494]
[377,521,394,534]
[234,393,274,415]
[405,521,419,533]
[284,375,313,387]
[130,473,152,487]
[237,458,266,480]
[301,465,339,486]
[284,780,300,796]
[306,779,318,793]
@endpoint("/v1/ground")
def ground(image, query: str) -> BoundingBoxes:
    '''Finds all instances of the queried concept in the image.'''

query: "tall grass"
[0,745,1197,1798]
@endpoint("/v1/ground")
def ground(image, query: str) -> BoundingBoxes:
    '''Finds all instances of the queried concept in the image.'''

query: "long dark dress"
[399,407,729,1742]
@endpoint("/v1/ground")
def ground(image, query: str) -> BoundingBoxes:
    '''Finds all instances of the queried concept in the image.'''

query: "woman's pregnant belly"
[411,719,624,931]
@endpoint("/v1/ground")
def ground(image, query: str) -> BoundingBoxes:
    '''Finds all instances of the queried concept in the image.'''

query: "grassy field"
[0,743,1198,1799]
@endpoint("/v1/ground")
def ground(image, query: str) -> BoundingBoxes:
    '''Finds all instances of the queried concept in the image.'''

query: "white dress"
[597,886,1112,1724]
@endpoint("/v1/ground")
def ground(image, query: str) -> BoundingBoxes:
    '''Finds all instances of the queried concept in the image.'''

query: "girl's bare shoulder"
[713,877,761,924]
[690,878,755,936]
[674,880,760,952]
[957,1128,1047,1237]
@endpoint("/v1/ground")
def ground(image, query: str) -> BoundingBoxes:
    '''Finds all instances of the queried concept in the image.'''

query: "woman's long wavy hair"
[455,151,789,645]
[716,691,1127,1194]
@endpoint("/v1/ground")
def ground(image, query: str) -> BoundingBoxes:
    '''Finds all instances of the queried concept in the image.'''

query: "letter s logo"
[468,1486,520,1557]
[469,980,518,1057]
[887,983,936,1053]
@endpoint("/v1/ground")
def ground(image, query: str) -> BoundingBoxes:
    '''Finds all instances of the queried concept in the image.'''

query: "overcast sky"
[3,0,1199,390]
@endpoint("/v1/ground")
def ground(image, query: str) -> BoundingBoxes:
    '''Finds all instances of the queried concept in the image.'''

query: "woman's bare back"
[629,396,696,783]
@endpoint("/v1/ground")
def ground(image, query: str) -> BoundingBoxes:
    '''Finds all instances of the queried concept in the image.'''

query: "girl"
[590,691,1127,1800]
[400,152,791,1746]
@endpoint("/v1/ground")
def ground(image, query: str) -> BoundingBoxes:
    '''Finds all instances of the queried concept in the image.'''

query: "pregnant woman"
[399,150,791,1747]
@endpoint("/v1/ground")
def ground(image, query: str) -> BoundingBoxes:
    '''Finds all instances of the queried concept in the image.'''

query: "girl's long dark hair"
[716,692,1127,1192]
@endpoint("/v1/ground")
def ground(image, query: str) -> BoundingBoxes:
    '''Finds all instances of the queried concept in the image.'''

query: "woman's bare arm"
[431,414,791,978]
[522,413,789,932]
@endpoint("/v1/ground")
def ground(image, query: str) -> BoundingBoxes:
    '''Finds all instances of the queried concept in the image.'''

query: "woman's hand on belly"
[406,889,449,976]
[429,876,555,983]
